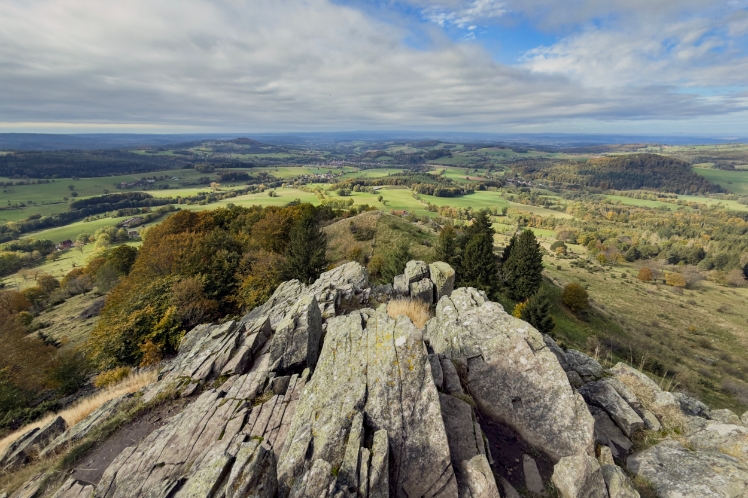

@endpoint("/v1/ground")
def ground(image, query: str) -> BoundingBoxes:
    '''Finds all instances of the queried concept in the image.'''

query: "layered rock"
[424,288,595,462]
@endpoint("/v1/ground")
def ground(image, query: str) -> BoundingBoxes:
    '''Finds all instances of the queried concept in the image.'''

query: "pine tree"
[435,224,458,265]
[501,229,544,301]
[381,242,411,282]
[521,293,555,334]
[459,232,499,294]
[284,209,328,284]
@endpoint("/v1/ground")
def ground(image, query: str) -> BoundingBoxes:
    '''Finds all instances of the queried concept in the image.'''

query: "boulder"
[0,416,67,470]
[459,455,502,498]
[404,260,429,284]
[710,408,742,425]
[565,350,604,383]
[588,407,632,460]
[551,454,608,498]
[543,335,570,372]
[410,278,434,304]
[673,392,711,419]
[523,454,545,495]
[600,465,640,498]
[627,439,748,498]
[425,289,595,461]
[429,262,455,301]
[579,381,644,438]
[685,421,748,462]
[597,445,615,466]
[393,274,409,296]
[608,363,678,414]
[268,294,323,374]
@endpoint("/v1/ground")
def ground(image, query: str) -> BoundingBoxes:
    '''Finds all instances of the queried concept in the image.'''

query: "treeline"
[513,154,724,194]
[0,193,172,242]
[332,173,473,197]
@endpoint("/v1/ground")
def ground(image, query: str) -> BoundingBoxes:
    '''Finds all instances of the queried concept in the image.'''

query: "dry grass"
[0,369,157,456]
[387,298,432,329]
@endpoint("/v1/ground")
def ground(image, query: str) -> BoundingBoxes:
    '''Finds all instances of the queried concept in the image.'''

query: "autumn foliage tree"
[637,267,653,282]
[562,283,589,312]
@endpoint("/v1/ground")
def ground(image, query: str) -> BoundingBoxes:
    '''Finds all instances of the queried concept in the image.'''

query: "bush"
[47,349,92,395]
[562,283,589,312]
[512,302,527,318]
[93,366,132,389]
[665,272,687,288]
[637,267,653,282]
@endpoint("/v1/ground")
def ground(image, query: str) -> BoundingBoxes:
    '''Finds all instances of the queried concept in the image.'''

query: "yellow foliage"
[512,301,528,318]
[665,272,687,288]
[93,366,132,389]
[637,267,653,282]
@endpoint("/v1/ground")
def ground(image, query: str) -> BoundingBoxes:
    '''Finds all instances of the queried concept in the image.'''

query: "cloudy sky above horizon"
[1,0,748,134]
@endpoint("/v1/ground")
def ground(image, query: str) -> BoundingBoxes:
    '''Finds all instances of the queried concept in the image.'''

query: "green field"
[693,167,748,195]
[604,195,681,210]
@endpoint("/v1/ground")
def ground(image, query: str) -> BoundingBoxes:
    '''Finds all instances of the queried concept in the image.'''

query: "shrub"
[512,302,527,318]
[93,366,132,389]
[367,254,386,280]
[550,241,567,251]
[637,267,653,282]
[665,272,687,288]
[562,283,589,312]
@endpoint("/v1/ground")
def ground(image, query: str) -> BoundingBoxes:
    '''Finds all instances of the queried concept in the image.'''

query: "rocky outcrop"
[551,454,608,498]
[429,262,455,301]
[579,382,644,438]
[628,439,748,498]
[0,416,66,470]
[424,288,595,462]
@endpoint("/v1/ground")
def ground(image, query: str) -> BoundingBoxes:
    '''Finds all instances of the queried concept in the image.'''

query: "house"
[121,217,144,228]
[128,230,140,238]
[57,240,74,250]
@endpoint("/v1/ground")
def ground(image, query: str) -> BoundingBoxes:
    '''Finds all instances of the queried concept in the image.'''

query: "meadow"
[692,167,748,196]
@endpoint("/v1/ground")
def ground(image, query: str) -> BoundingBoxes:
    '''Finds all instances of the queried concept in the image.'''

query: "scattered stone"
[710,408,742,425]
[565,350,604,382]
[523,454,545,495]
[600,465,640,498]
[429,262,455,301]
[628,439,748,498]
[551,454,608,498]
[673,392,711,419]
[579,381,644,438]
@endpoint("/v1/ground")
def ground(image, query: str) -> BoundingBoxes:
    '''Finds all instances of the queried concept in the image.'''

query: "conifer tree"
[435,224,457,266]
[459,232,499,294]
[285,208,328,284]
[521,293,555,334]
[381,242,411,283]
[501,229,544,301]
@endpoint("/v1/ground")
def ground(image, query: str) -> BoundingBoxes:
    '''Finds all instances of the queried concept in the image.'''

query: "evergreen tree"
[284,209,328,284]
[521,293,555,334]
[501,229,544,301]
[381,242,411,283]
[435,224,458,266]
[459,232,499,294]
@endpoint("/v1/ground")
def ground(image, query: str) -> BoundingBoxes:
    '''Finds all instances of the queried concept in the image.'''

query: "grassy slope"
[693,167,748,195]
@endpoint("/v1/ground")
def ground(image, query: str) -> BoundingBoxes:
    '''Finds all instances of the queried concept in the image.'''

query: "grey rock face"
[743,411,748,426]
[278,308,457,498]
[0,416,66,470]
[410,278,434,304]
[369,430,390,498]
[600,465,640,498]
[393,275,409,296]
[628,439,748,498]
[404,260,429,285]
[268,294,323,374]
[579,381,644,438]
[522,455,545,495]
[567,371,584,389]
[440,357,465,396]
[565,350,604,383]
[685,420,748,462]
[429,354,444,390]
[551,454,608,498]
[673,392,711,419]
[50,478,95,498]
[425,289,595,461]
[710,408,742,425]
[588,406,632,460]
[543,335,569,372]
[429,262,455,301]
[608,363,678,414]
[439,393,499,497]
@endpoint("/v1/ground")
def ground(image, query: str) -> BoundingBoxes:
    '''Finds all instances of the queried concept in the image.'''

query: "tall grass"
[387,298,432,329]
[0,370,157,457]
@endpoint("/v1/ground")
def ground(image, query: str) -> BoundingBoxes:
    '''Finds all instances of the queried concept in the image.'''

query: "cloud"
[421,0,506,29]
[0,0,745,131]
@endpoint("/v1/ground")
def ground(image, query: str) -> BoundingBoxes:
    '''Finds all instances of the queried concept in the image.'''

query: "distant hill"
[513,153,725,194]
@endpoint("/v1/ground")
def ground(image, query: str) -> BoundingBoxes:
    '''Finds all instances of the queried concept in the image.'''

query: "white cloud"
[421,0,506,28]
[0,0,744,131]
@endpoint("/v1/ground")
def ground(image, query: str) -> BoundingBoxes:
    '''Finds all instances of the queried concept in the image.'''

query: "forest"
[512,153,724,194]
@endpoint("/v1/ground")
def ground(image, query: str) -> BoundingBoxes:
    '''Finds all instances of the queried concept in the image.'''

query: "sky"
[1,0,748,134]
